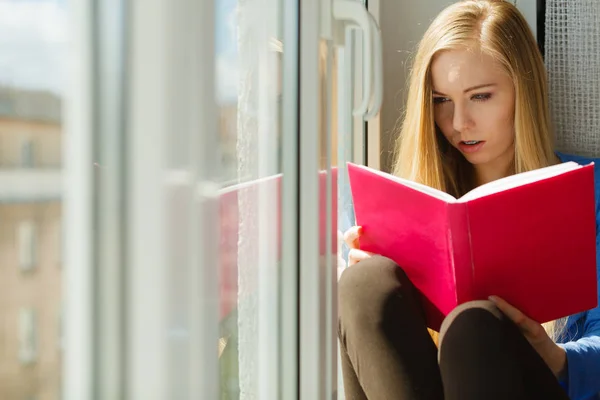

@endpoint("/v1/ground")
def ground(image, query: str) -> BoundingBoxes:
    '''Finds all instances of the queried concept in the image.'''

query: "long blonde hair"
[392,0,557,196]
[392,0,562,340]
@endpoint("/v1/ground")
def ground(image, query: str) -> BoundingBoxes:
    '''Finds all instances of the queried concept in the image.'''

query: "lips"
[458,140,486,154]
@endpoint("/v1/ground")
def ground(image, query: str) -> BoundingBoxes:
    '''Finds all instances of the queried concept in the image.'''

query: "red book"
[347,162,598,331]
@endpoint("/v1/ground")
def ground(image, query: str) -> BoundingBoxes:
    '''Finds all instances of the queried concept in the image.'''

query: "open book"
[347,161,598,331]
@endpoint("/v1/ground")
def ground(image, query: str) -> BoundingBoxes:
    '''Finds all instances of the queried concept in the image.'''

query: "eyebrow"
[432,83,497,96]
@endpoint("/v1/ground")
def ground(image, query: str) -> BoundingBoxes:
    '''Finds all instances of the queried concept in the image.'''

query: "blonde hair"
[392,0,557,196]
[392,0,562,340]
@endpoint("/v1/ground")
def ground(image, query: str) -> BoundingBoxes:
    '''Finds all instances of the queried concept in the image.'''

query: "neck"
[473,155,514,187]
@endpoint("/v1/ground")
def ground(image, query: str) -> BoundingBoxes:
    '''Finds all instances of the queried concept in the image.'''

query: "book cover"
[348,162,598,330]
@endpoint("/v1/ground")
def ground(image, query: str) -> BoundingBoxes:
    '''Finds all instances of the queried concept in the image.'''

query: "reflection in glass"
[215,0,283,398]
[0,2,66,400]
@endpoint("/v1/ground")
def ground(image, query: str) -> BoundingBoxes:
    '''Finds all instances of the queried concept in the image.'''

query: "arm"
[558,311,600,400]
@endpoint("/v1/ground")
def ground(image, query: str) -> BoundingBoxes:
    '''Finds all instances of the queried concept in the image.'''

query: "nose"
[452,104,472,133]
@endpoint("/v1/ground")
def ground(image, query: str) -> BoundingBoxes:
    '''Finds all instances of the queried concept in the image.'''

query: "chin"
[460,152,492,165]
[461,148,515,170]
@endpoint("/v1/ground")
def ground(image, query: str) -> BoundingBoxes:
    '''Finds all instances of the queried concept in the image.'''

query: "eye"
[433,96,450,105]
[471,93,492,102]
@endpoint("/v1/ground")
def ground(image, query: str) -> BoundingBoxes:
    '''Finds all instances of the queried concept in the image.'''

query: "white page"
[351,163,457,203]
[458,161,582,202]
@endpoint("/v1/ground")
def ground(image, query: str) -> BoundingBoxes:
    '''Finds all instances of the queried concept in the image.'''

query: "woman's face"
[431,48,516,169]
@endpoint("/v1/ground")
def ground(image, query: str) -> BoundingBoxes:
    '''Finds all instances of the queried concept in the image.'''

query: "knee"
[338,256,399,307]
[438,300,503,350]
[338,256,410,331]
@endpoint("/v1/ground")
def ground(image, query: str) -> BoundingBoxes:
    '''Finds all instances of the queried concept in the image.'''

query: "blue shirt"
[556,152,600,400]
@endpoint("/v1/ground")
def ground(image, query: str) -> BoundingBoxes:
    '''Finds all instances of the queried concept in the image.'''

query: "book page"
[458,162,583,202]
[351,164,457,202]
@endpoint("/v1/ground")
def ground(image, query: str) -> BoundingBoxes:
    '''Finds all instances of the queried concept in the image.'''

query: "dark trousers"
[338,256,570,400]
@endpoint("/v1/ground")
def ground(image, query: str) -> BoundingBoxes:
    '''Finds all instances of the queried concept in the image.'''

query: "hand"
[489,296,567,379]
[343,226,376,266]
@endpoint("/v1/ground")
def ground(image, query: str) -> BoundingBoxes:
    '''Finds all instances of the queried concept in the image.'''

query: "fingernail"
[488,296,498,302]
[357,226,363,234]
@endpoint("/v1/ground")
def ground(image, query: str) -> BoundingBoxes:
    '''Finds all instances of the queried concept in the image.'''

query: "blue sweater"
[556,152,600,400]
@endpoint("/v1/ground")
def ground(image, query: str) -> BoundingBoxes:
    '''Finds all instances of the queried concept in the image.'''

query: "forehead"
[430,48,508,90]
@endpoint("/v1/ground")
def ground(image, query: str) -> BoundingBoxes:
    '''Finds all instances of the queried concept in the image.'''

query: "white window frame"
[63,0,339,397]
[299,0,325,396]
[128,0,223,398]
[366,0,381,170]
[65,0,130,397]
[63,0,95,397]
[280,0,301,399]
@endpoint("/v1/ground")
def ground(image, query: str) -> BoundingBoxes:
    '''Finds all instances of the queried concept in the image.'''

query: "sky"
[0,0,68,95]
[216,0,239,103]
[0,0,239,102]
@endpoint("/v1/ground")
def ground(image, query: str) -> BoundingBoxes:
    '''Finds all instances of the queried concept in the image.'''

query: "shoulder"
[556,151,600,193]
[556,151,600,167]
[556,151,600,173]
[557,151,600,225]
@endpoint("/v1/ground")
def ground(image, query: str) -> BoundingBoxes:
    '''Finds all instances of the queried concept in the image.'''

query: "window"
[0,2,65,395]
[19,138,34,168]
[18,308,37,365]
[17,220,37,271]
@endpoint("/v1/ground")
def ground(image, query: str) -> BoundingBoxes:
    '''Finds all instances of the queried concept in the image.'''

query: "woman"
[339,1,600,399]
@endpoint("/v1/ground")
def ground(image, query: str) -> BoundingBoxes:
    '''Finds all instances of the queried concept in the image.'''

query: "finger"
[489,296,535,334]
[343,226,362,249]
[348,248,373,266]
[343,226,363,249]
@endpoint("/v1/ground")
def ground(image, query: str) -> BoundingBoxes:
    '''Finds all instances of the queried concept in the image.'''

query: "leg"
[338,337,368,400]
[438,301,569,400]
[338,256,443,400]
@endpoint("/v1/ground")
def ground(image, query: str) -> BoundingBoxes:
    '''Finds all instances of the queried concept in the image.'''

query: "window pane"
[0,1,66,400]
[215,0,284,397]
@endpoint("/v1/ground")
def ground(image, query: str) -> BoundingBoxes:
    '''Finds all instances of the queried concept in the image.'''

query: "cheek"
[477,104,514,141]
[500,107,515,139]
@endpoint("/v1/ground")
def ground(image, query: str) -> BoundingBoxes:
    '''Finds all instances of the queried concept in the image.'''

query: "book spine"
[446,202,474,304]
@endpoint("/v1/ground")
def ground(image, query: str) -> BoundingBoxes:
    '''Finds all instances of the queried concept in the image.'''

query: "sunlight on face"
[431,48,515,171]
